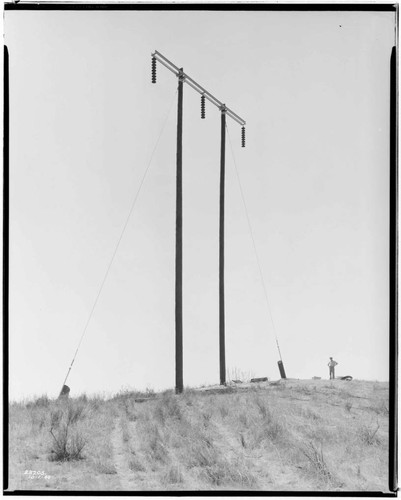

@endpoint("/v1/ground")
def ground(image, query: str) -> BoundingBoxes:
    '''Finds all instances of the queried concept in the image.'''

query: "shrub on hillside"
[48,400,88,462]
[49,425,86,461]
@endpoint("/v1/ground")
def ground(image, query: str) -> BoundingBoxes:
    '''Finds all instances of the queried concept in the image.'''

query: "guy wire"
[226,124,283,362]
[59,89,178,395]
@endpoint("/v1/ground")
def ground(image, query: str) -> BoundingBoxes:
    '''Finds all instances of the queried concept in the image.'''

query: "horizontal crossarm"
[152,50,246,126]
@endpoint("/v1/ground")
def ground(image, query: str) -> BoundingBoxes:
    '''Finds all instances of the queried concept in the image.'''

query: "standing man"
[328,357,338,380]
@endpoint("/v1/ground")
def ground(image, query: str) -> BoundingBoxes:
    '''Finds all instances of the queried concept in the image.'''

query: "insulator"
[241,126,246,148]
[201,95,206,119]
[151,56,157,84]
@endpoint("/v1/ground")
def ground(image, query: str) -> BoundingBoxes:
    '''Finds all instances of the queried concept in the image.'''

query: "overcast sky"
[5,8,395,400]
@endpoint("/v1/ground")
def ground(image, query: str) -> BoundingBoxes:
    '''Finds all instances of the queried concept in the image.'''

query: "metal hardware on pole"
[219,106,226,386]
[175,69,184,394]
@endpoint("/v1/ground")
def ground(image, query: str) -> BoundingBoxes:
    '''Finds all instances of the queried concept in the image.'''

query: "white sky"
[5,9,395,400]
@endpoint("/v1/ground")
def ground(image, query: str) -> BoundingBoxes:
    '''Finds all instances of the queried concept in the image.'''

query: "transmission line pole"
[175,70,184,394]
[219,106,226,385]
[151,50,245,392]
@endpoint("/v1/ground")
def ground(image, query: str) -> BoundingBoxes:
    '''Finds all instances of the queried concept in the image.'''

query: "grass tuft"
[95,459,118,474]
[358,422,381,445]
[163,464,184,484]
[300,441,333,484]
[129,453,146,472]
[345,400,353,412]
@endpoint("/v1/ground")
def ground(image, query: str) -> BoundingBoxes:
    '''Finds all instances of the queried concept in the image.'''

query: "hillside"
[7,379,390,492]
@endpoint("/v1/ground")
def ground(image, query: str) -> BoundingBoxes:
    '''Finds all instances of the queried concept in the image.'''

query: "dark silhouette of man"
[328,357,338,379]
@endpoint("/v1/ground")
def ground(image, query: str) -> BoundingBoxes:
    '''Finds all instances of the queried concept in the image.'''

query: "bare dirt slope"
[7,379,390,492]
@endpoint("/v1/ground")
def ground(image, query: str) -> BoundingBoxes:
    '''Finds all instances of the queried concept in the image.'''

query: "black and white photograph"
[3,2,397,494]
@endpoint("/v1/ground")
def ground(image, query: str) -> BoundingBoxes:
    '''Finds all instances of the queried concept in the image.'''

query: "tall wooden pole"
[3,45,9,491]
[219,107,226,386]
[175,70,184,394]
[389,45,397,493]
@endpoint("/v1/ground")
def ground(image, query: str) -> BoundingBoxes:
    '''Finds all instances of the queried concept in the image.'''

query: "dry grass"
[7,380,390,492]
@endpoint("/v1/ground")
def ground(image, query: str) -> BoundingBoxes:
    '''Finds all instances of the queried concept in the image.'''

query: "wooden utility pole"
[175,70,184,394]
[3,47,9,490]
[219,107,226,385]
